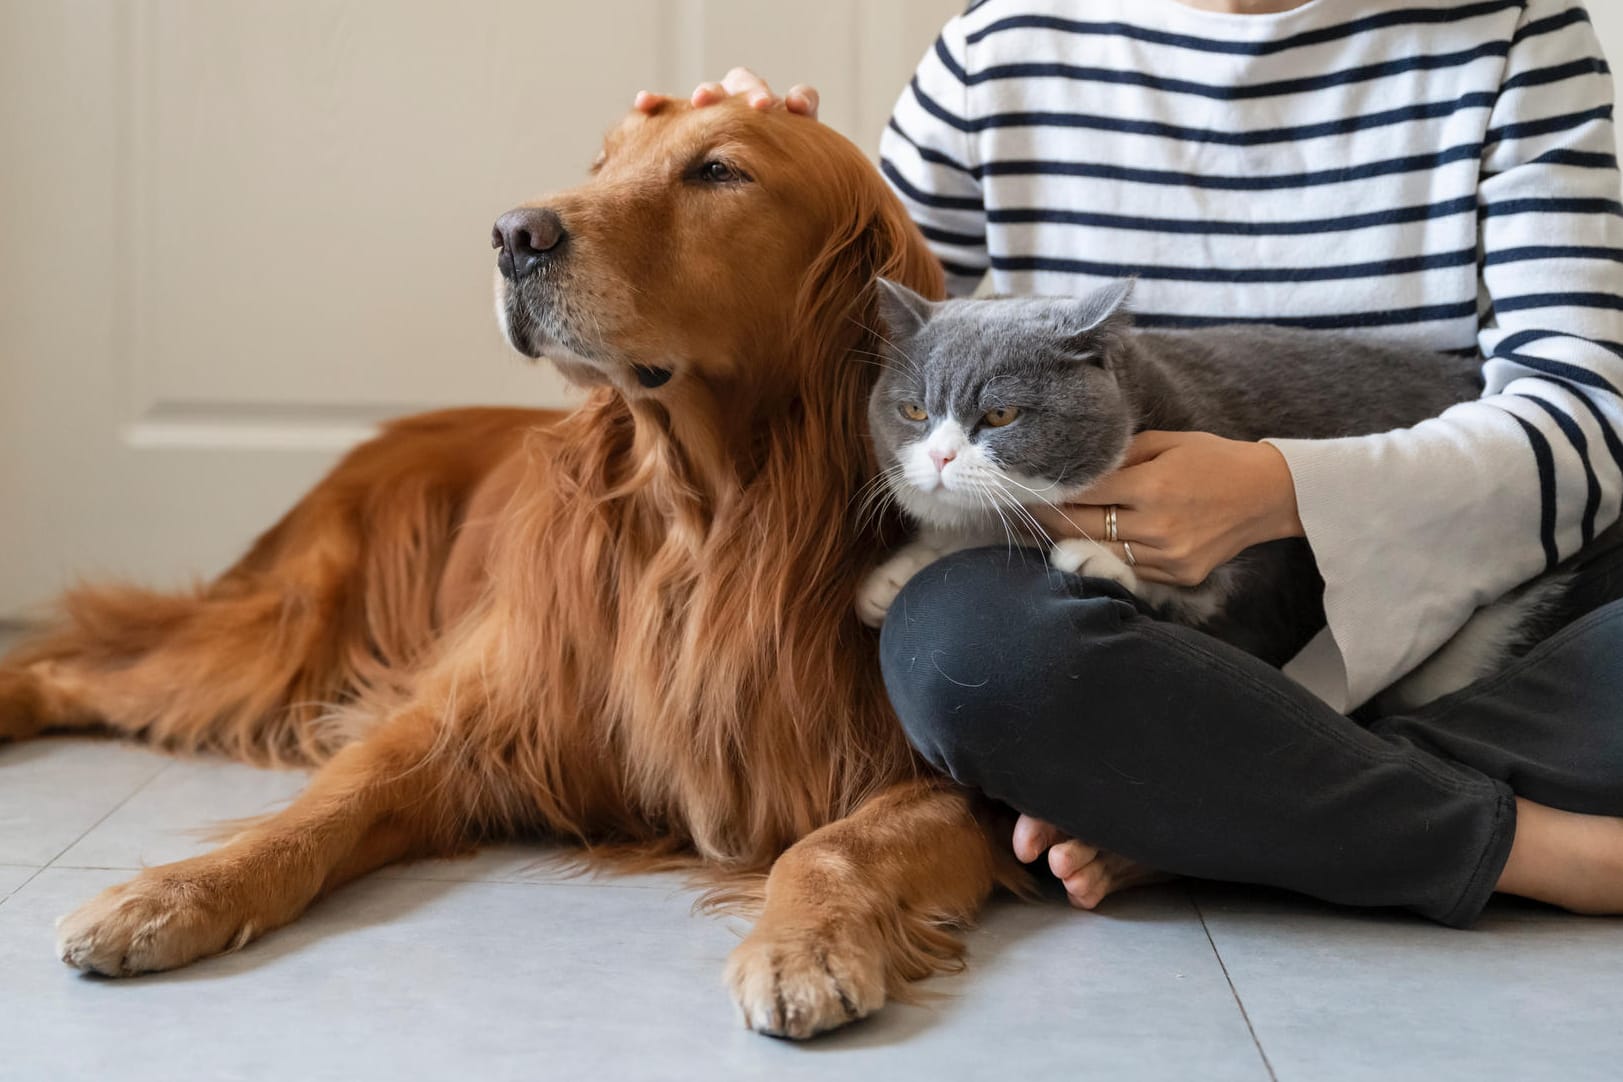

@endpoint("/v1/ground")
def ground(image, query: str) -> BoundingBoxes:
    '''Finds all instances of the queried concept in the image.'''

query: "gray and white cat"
[859,277,1573,708]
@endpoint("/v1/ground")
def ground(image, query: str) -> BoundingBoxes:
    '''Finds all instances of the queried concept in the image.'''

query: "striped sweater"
[880,0,1623,712]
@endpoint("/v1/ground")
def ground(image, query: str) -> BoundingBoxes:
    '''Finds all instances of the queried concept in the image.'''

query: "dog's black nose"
[493,207,567,280]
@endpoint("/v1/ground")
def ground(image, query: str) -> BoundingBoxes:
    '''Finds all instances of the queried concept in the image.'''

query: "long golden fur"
[0,97,1023,1039]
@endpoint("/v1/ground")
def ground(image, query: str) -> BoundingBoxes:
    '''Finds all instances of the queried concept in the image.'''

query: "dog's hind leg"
[725,780,1025,1039]
[0,570,367,764]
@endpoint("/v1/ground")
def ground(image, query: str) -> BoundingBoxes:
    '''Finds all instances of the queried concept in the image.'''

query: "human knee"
[878,547,1129,779]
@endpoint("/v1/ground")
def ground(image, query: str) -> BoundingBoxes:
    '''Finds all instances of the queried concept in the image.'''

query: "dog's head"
[492,97,941,406]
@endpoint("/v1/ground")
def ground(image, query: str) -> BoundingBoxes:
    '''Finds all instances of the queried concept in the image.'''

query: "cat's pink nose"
[930,450,956,472]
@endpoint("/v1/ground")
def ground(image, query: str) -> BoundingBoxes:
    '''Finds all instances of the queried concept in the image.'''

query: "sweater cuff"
[1262,431,1483,713]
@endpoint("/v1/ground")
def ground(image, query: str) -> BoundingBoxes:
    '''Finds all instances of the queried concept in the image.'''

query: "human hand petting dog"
[636,67,820,118]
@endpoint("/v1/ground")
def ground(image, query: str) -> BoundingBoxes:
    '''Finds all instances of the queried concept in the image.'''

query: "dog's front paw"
[1050,538,1139,591]
[855,543,941,628]
[56,865,259,977]
[726,922,888,1039]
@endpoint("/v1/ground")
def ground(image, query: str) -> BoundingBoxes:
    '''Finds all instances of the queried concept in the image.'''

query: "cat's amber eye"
[982,406,1021,428]
[899,403,928,422]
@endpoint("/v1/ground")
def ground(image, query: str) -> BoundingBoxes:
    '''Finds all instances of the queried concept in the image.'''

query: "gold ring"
[1122,541,1136,567]
[1105,505,1119,544]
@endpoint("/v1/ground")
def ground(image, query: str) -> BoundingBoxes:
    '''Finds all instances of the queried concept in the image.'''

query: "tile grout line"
[0,759,177,914]
[0,868,42,911]
[1192,890,1279,1082]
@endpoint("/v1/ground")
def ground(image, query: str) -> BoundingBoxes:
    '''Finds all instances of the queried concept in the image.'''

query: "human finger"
[1060,503,1154,545]
[722,66,777,108]
[1130,564,1182,586]
[1071,462,1159,508]
[784,83,820,118]
[690,81,729,107]
[1120,430,1185,466]
[1131,558,1211,588]
[1030,501,1089,540]
[1113,538,1167,573]
[634,90,671,114]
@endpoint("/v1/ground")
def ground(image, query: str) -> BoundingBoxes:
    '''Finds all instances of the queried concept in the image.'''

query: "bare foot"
[1498,798,1623,914]
[1012,814,1170,909]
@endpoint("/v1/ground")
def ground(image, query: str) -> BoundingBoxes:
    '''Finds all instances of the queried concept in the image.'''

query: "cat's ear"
[1070,278,1134,333]
[873,277,935,338]
[1060,279,1134,365]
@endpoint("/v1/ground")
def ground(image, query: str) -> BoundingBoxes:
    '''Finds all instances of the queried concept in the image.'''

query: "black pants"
[880,547,1623,927]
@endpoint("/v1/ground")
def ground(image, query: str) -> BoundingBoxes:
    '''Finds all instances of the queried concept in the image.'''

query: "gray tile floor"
[2,672,1620,1079]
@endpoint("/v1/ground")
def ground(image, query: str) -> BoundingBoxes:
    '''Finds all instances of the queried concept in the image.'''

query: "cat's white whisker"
[995,472,1074,503]
[850,318,925,378]
[847,347,915,378]
[968,480,1017,554]
[851,464,910,535]
[849,463,905,511]
[984,477,1055,548]
[968,481,1052,573]
[992,474,1099,545]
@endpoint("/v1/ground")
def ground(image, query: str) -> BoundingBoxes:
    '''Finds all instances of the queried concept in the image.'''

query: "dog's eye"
[899,403,928,422]
[698,160,746,184]
[982,406,1020,428]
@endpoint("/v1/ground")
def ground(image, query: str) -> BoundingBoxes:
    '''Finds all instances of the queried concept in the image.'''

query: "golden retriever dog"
[0,96,1026,1038]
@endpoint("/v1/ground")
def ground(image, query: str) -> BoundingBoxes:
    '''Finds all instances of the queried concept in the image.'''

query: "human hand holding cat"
[1035,431,1304,587]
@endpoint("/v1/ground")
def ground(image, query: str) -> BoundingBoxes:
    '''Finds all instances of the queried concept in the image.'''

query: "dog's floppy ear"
[873,277,934,338]
[866,189,946,305]
[792,155,944,377]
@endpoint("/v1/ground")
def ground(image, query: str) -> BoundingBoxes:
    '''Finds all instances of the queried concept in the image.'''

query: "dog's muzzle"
[492,206,567,281]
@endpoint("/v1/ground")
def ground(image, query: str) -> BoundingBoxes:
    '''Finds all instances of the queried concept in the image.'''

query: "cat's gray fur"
[863,276,1576,705]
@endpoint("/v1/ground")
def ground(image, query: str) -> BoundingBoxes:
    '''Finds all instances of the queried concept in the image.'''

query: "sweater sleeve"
[1267,0,1623,712]
[878,15,988,297]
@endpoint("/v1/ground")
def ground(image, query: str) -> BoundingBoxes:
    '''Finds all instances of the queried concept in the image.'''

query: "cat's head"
[867,277,1136,530]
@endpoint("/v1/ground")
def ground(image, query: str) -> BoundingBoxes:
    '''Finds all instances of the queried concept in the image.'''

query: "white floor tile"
[0,865,39,905]
[0,870,1264,1082]
[0,738,170,866]
[1196,885,1623,1082]
[53,757,309,869]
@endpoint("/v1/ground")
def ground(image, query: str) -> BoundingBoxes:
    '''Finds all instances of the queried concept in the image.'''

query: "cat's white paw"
[856,543,942,627]
[1050,539,1139,592]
